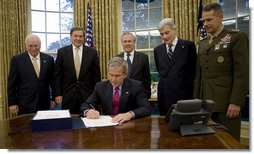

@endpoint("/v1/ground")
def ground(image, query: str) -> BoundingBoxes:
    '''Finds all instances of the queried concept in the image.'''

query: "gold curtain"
[162,0,218,43]
[74,0,119,79]
[0,0,28,119]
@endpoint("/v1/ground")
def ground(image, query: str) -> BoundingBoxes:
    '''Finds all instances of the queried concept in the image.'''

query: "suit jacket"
[80,78,151,118]
[54,44,101,108]
[8,52,55,115]
[193,28,249,112]
[116,51,151,98]
[154,39,197,115]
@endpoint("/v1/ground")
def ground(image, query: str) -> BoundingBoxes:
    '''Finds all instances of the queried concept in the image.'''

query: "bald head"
[25,34,41,45]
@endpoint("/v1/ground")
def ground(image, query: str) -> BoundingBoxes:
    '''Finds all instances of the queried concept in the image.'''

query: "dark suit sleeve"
[132,84,151,118]
[143,54,151,98]
[80,84,100,116]
[7,56,19,106]
[153,48,159,73]
[189,42,197,84]
[92,49,101,83]
[54,49,63,96]
[193,50,201,99]
[48,56,55,101]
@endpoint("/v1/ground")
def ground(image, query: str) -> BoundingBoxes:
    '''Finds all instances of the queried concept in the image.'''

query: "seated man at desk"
[80,57,151,124]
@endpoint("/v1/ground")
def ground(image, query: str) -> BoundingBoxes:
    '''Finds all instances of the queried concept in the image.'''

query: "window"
[31,0,74,54]
[219,0,249,37]
[121,0,162,73]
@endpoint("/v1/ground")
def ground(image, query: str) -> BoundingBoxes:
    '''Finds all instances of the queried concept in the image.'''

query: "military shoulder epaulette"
[230,29,240,33]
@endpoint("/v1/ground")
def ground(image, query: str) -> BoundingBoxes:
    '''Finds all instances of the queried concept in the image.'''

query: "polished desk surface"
[0,114,247,149]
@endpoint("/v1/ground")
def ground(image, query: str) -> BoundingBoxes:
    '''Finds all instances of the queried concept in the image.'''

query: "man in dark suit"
[154,18,197,116]
[80,57,151,124]
[116,32,151,98]
[8,34,55,115]
[54,26,101,114]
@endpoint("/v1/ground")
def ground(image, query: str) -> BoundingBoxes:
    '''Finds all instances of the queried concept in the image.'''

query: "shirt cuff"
[83,109,90,117]
[129,111,135,119]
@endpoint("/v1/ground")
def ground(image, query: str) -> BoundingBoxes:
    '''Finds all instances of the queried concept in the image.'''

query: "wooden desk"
[0,114,247,149]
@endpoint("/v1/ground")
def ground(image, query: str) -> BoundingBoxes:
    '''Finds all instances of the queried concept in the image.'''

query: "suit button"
[77,81,79,83]
[205,67,208,70]
[206,60,209,63]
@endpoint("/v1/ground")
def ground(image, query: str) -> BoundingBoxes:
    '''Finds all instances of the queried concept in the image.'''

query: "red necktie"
[113,87,120,115]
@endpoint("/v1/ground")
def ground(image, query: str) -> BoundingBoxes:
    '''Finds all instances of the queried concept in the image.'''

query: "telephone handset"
[164,99,215,130]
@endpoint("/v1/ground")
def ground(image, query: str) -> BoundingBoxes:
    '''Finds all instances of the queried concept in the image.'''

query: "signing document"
[33,110,71,120]
[81,116,119,128]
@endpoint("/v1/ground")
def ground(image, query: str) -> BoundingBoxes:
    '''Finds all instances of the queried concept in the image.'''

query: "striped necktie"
[167,44,173,59]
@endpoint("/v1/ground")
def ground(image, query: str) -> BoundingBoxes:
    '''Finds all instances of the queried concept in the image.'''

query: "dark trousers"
[62,94,83,114]
[211,112,241,141]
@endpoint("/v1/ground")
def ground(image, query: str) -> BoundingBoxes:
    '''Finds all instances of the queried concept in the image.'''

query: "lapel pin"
[125,91,129,94]
[43,60,46,63]
[182,46,185,48]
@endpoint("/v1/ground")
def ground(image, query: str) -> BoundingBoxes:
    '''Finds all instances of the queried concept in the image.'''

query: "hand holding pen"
[89,103,96,110]
[86,103,100,119]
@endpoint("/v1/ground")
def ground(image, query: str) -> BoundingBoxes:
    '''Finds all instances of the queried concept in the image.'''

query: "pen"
[89,103,96,110]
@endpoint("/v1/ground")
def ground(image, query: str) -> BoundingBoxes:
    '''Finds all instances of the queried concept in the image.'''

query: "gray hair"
[107,57,128,73]
[121,32,136,42]
[157,18,176,30]
[25,34,41,45]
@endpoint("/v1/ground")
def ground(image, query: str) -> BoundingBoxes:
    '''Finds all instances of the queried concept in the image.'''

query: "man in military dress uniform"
[193,3,249,141]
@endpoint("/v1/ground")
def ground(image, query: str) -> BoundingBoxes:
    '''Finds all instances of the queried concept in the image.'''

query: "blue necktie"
[167,44,173,59]
[127,53,132,73]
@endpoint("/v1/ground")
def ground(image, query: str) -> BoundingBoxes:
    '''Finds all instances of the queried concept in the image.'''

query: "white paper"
[81,116,119,128]
[33,110,71,120]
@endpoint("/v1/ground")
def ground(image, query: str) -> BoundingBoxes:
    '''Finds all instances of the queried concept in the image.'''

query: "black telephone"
[165,99,215,130]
